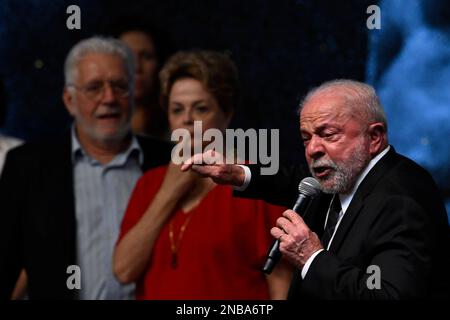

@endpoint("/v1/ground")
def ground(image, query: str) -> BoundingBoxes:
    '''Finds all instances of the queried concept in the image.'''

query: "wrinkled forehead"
[76,53,128,82]
[300,93,352,126]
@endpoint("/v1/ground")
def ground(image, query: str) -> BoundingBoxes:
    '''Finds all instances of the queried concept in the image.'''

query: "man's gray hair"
[64,36,135,88]
[299,79,388,132]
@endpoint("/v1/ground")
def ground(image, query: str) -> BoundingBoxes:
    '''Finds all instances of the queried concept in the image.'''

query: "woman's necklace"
[168,179,215,268]
[169,212,194,269]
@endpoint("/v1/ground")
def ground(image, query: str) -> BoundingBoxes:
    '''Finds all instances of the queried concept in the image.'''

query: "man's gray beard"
[73,101,132,146]
[310,141,370,194]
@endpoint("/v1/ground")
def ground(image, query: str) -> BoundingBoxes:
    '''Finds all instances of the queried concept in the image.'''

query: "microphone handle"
[292,193,308,213]
[262,194,310,274]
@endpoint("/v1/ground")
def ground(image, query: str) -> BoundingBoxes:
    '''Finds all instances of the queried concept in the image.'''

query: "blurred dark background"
[0,0,448,218]
[0,0,369,162]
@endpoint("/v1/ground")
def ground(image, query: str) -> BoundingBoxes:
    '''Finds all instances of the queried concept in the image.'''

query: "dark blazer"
[237,147,450,299]
[0,134,172,299]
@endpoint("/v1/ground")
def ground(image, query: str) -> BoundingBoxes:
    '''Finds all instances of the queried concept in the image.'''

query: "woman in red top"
[114,50,292,299]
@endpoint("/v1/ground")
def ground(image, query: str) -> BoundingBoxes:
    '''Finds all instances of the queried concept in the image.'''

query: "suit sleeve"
[0,148,25,299]
[233,164,310,208]
[299,195,437,299]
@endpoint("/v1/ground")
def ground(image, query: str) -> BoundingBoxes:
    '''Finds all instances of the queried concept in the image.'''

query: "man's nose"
[100,83,118,103]
[306,135,325,159]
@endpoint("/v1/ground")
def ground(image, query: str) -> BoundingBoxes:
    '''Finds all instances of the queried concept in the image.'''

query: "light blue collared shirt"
[71,129,143,299]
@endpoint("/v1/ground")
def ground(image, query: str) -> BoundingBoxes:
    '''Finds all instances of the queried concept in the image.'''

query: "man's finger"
[190,164,215,177]
[270,227,284,240]
[203,149,226,165]
[180,162,192,171]
[283,209,305,225]
[276,217,293,235]
[181,153,205,171]
[181,150,226,171]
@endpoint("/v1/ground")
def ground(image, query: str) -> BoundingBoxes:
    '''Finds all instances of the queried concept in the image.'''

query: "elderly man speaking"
[0,37,171,299]
[182,80,449,299]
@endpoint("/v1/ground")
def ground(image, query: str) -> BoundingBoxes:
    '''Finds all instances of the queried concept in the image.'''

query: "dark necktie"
[321,194,342,248]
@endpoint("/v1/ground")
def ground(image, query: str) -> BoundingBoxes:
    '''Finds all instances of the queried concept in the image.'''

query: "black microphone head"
[298,177,321,197]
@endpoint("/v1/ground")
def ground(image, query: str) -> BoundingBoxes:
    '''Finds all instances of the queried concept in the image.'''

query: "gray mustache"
[310,159,338,170]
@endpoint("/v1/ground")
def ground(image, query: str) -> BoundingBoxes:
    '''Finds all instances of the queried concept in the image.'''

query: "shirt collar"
[0,135,6,151]
[71,126,83,162]
[339,145,390,214]
[70,126,143,166]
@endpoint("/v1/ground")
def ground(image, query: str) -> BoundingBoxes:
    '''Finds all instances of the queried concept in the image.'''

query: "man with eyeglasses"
[0,37,171,299]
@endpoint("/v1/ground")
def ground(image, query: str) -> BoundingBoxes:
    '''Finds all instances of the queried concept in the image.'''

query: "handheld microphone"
[262,177,321,274]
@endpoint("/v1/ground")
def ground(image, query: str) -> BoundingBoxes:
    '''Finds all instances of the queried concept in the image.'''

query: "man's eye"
[112,82,129,92]
[85,84,102,93]
[112,80,127,87]
[323,132,337,139]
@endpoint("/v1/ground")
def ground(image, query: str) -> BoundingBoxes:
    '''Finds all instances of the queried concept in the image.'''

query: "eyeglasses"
[68,80,130,100]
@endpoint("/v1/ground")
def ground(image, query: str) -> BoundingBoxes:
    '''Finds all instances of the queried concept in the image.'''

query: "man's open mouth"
[313,166,332,178]
[96,113,121,120]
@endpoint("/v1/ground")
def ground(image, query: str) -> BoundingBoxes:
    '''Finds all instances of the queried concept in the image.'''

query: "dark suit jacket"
[0,134,172,299]
[237,147,450,299]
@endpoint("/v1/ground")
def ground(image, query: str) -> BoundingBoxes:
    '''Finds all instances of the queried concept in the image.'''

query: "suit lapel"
[32,135,77,298]
[51,136,77,298]
[328,192,364,252]
[328,147,398,252]
[58,136,77,266]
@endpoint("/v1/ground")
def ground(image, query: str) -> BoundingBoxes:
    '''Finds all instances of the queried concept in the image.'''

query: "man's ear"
[368,122,386,156]
[62,87,76,116]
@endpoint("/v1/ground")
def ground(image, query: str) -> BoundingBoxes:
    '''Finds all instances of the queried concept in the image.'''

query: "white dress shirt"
[0,135,23,176]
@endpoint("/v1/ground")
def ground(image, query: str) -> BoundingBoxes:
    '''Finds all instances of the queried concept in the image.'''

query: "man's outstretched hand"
[180,150,245,187]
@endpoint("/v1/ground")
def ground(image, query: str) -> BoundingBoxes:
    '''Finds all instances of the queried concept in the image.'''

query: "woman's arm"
[113,163,196,284]
[265,259,294,300]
